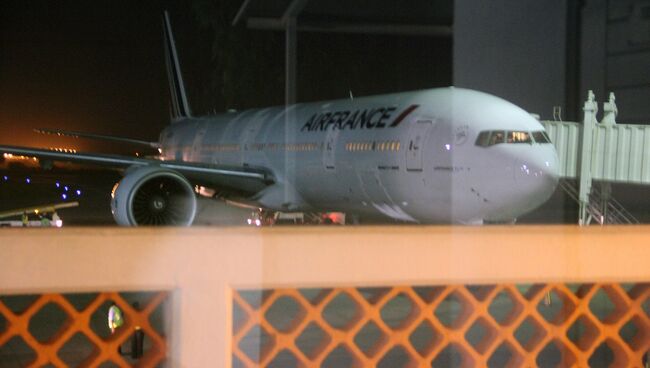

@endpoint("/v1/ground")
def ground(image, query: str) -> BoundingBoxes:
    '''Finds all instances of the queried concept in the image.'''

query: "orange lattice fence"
[0,291,168,367]
[232,283,650,367]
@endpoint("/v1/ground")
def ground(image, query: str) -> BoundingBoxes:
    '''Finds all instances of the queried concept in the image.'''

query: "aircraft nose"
[514,146,559,202]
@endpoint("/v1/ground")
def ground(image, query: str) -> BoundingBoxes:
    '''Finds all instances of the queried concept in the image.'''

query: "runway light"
[2,176,7,181]
[55,182,60,188]
[62,193,68,200]
[25,178,31,184]
[64,186,69,192]
[75,189,82,196]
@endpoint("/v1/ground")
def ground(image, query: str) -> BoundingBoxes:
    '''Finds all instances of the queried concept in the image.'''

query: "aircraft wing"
[34,128,160,148]
[0,145,274,195]
[0,202,79,219]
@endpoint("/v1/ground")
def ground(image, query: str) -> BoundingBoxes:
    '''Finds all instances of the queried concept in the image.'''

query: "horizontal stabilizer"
[35,128,160,148]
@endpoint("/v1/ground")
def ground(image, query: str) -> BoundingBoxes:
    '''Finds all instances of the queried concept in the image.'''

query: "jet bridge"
[541,91,650,225]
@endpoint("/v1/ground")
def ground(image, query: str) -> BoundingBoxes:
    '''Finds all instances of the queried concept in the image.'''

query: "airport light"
[62,193,68,200]
[2,176,7,181]
[55,182,60,188]
[49,147,77,154]
[64,186,69,192]
[26,178,31,184]
[76,189,82,196]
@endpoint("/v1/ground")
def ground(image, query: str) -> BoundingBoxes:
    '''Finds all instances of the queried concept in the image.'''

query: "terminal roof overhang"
[232,0,453,37]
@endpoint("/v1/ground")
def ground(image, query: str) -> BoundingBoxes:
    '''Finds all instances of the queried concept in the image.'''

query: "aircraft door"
[323,129,339,170]
[406,120,433,171]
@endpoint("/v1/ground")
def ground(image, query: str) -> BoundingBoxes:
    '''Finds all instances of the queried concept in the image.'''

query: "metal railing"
[559,180,639,225]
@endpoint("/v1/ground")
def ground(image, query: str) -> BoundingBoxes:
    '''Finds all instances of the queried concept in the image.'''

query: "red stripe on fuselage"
[389,104,419,127]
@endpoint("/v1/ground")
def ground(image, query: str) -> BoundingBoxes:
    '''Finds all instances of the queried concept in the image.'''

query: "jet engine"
[111,166,196,226]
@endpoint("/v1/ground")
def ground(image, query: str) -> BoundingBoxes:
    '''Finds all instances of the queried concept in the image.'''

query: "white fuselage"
[159,87,559,223]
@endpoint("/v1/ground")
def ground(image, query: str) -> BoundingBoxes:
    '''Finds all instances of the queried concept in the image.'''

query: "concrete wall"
[455,0,650,123]
[580,0,607,104]
[454,0,568,119]
[598,0,650,123]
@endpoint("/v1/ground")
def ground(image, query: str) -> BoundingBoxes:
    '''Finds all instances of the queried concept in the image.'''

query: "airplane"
[0,12,559,226]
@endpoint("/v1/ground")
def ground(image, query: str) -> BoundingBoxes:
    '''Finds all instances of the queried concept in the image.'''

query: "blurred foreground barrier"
[0,292,167,366]
[2,226,650,366]
[232,284,650,367]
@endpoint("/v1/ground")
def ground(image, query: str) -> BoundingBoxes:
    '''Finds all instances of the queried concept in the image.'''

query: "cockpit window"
[475,130,550,147]
[507,131,532,144]
[532,131,551,143]
[489,131,505,145]
[475,131,490,146]
[475,130,505,147]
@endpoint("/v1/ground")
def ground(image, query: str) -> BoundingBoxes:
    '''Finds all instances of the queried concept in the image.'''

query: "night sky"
[0,1,180,153]
[0,1,451,154]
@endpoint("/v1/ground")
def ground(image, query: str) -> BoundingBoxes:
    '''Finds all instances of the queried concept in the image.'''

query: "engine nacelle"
[111,166,196,226]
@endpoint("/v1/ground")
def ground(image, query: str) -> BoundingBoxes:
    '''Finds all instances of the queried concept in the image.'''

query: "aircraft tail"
[163,11,192,121]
